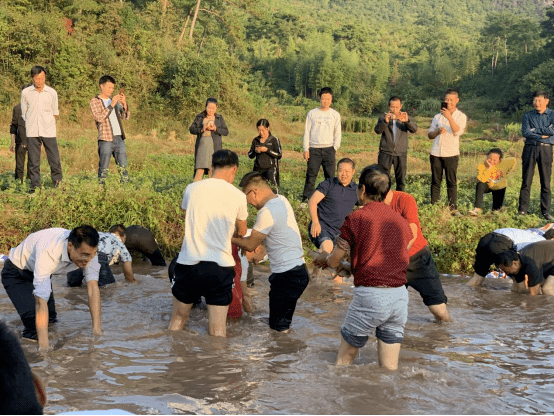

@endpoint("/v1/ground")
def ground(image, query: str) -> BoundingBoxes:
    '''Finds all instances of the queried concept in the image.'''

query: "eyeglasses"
[245,189,255,197]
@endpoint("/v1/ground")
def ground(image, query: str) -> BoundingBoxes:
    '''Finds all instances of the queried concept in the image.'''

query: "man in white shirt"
[232,172,309,332]
[427,89,467,212]
[302,87,342,203]
[168,150,248,337]
[21,65,62,192]
[1,226,102,350]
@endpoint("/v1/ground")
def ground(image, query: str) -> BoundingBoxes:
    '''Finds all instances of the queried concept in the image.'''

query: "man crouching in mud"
[314,165,412,369]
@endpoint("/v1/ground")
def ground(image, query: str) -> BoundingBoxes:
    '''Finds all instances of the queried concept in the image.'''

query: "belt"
[526,141,552,147]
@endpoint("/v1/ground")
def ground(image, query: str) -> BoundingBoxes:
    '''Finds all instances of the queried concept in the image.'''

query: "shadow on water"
[1,263,554,414]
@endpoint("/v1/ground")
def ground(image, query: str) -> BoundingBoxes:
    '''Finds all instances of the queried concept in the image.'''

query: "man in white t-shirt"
[301,87,342,203]
[168,150,248,337]
[232,172,309,332]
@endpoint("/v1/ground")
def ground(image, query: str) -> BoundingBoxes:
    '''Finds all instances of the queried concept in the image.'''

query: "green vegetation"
[1,0,554,274]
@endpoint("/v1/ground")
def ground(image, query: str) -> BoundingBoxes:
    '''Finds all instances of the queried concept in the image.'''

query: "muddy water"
[1,262,554,415]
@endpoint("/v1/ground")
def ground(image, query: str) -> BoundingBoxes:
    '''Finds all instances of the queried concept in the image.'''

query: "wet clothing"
[124,226,166,266]
[512,240,554,287]
[268,265,309,331]
[248,135,282,186]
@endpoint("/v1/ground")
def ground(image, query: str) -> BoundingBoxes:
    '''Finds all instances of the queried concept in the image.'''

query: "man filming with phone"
[375,96,417,191]
[427,89,467,214]
[90,75,130,184]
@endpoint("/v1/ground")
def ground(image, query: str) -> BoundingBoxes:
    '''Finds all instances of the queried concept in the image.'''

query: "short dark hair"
[212,149,239,170]
[239,171,270,189]
[496,250,519,268]
[109,224,126,238]
[30,65,46,78]
[445,88,459,98]
[544,229,554,240]
[0,320,43,414]
[388,96,402,105]
[533,90,550,100]
[358,164,390,202]
[319,87,333,97]
[68,225,99,249]
[487,148,503,160]
[337,157,355,170]
[99,75,116,85]
[256,118,270,129]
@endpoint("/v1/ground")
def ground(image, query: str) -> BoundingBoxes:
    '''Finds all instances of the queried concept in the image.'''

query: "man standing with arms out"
[1,226,102,350]
[314,165,412,369]
[9,100,31,182]
[168,150,247,337]
[375,96,418,191]
[301,87,342,204]
[518,91,554,220]
[428,89,467,213]
[90,75,130,184]
[232,172,309,332]
[21,66,62,192]
[308,158,358,283]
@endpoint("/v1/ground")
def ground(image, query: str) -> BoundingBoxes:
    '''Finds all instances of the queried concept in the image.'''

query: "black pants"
[473,232,514,277]
[378,152,407,191]
[268,264,309,331]
[67,252,114,287]
[15,143,31,182]
[27,136,63,190]
[518,143,553,215]
[302,147,335,201]
[406,246,447,306]
[430,155,458,209]
[1,259,57,338]
[256,165,280,187]
[474,182,505,210]
[144,248,167,267]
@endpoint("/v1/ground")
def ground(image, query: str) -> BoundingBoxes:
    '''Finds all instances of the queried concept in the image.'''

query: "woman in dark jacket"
[248,119,282,188]
[189,97,229,181]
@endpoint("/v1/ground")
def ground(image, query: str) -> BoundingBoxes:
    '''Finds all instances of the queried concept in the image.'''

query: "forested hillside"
[1,0,553,124]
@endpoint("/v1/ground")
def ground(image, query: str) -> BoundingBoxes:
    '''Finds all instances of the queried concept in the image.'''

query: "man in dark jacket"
[10,103,31,182]
[374,96,417,191]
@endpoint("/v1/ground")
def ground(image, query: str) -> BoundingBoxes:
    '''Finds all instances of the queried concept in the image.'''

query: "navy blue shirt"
[316,177,358,235]
[522,108,554,144]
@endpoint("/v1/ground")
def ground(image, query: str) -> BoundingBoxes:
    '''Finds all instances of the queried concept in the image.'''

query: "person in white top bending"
[427,89,467,212]
[232,172,309,332]
[301,87,342,203]
[1,226,102,351]
[168,150,248,337]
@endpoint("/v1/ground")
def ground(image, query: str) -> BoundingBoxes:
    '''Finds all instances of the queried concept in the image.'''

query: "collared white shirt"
[428,109,467,157]
[9,228,100,300]
[21,84,59,138]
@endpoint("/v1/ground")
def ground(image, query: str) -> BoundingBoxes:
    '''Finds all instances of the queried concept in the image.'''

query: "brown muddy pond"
[1,262,553,414]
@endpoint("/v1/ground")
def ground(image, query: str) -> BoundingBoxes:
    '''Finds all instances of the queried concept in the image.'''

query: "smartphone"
[441,101,447,110]
[119,87,125,94]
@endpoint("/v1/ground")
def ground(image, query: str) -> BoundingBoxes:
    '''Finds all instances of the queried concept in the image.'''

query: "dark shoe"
[544,213,553,221]
[49,316,58,324]
[22,330,38,341]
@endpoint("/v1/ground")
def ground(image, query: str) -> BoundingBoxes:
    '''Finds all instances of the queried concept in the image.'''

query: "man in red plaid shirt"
[90,75,130,184]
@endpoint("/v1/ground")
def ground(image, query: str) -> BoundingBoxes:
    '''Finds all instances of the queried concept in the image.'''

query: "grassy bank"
[0,110,547,275]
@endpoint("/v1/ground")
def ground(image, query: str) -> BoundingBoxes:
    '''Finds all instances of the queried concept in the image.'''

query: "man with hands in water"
[375,96,418,191]
[428,89,467,212]
[308,158,358,283]
[1,226,102,350]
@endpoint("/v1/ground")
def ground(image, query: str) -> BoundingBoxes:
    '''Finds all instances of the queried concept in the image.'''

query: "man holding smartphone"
[375,96,418,191]
[90,75,130,184]
[427,89,467,213]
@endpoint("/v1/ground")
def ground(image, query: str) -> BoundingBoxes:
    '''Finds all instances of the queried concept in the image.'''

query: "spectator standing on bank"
[518,90,554,220]
[89,75,130,184]
[248,119,282,188]
[21,65,62,192]
[189,98,229,182]
[301,87,342,204]
[427,89,467,213]
[375,96,418,191]
[9,101,31,182]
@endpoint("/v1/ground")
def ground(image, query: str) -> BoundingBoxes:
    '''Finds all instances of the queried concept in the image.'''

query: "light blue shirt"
[495,228,545,251]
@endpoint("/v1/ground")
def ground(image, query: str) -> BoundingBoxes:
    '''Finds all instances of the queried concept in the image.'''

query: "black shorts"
[406,246,447,306]
[171,261,234,306]
[473,232,514,277]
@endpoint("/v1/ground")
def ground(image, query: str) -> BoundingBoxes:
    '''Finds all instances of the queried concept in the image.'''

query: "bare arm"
[326,246,347,269]
[407,223,418,251]
[35,297,49,350]
[235,219,247,238]
[122,261,136,283]
[86,280,102,335]
[529,284,542,296]
[308,191,325,237]
[232,229,266,252]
